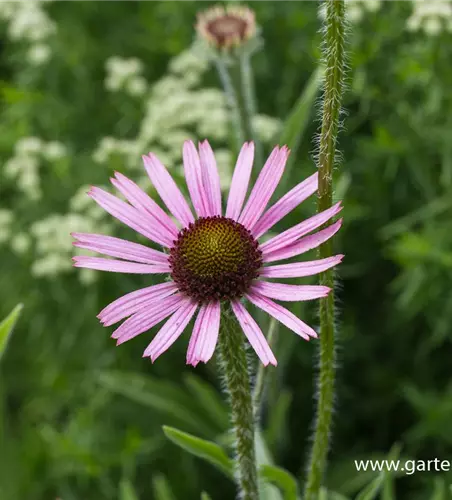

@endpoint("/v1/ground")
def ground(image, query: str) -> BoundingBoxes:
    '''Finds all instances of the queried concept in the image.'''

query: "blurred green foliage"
[1,1,452,499]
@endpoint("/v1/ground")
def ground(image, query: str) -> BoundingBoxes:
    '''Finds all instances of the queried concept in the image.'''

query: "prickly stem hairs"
[304,1,347,498]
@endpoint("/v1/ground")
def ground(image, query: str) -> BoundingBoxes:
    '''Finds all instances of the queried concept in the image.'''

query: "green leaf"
[119,479,139,500]
[278,65,324,186]
[0,304,23,362]
[201,493,213,500]
[184,373,229,432]
[98,371,216,435]
[318,488,350,500]
[355,444,402,500]
[152,474,176,500]
[162,426,233,479]
[259,464,298,500]
[430,477,447,500]
[355,475,384,500]
[255,431,284,500]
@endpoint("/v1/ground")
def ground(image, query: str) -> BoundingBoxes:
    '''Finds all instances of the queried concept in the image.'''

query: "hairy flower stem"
[218,305,259,500]
[304,2,346,499]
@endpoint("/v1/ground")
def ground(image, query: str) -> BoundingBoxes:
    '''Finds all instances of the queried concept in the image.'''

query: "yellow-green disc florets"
[169,216,262,302]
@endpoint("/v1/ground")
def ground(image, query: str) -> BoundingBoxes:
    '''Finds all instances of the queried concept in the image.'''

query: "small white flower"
[28,43,51,65]
[44,141,67,161]
[407,0,452,35]
[126,76,148,97]
[252,115,281,143]
[423,16,443,35]
[11,233,31,255]
[214,149,233,189]
[104,56,145,93]
[15,136,43,156]
[169,48,208,76]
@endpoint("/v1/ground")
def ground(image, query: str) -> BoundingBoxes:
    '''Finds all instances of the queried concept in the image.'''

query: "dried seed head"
[196,5,256,50]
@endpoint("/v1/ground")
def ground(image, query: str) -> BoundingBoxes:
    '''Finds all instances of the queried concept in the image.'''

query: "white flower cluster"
[0,209,31,255]
[4,137,67,200]
[319,0,381,23]
[407,0,452,35]
[0,1,56,66]
[29,187,112,283]
[94,43,282,193]
[105,57,148,97]
[95,44,233,183]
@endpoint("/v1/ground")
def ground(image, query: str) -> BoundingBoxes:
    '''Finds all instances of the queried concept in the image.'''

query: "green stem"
[215,57,244,155]
[304,1,346,499]
[218,305,259,500]
[253,317,278,415]
[215,51,262,166]
[238,51,264,168]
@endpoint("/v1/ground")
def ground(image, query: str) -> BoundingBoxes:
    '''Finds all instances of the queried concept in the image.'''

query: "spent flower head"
[72,141,343,366]
[196,5,256,50]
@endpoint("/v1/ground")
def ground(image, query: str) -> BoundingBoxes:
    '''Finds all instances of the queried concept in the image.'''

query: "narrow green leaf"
[184,373,229,431]
[278,65,324,186]
[430,477,447,500]
[355,443,402,500]
[0,304,23,362]
[259,464,298,500]
[318,488,350,500]
[98,371,213,434]
[162,426,233,479]
[152,474,176,500]
[318,487,328,500]
[119,479,139,500]
[381,476,395,500]
[255,431,284,500]
[355,475,384,500]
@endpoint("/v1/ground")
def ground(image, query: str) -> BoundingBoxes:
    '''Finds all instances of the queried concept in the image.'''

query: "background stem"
[215,58,244,155]
[218,305,259,500]
[215,51,262,167]
[304,1,346,499]
[253,317,278,416]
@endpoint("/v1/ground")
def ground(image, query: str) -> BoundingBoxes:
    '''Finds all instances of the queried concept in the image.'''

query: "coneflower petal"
[263,219,343,263]
[226,142,254,220]
[186,301,220,366]
[231,300,277,366]
[98,282,178,326]
[250,281,330,301]
[142,153,195,227]
[72,233,168,265]
[111,172,179,238]
[183,140,209,218]
[114,295,183,344]
[199,140,222,216]
[88,186,171,247]
[246,291,317,339]
[261,255,344,278]
[252,172,318,239]
[144,299,198,361]
[239,146,289,230]
[73,256,170,274]
[261,202,343,254]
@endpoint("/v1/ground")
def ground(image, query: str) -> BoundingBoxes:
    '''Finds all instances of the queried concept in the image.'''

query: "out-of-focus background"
[1,1,452,499]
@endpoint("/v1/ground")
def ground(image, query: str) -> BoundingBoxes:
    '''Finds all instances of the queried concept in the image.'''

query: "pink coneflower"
[72,141,343,366]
